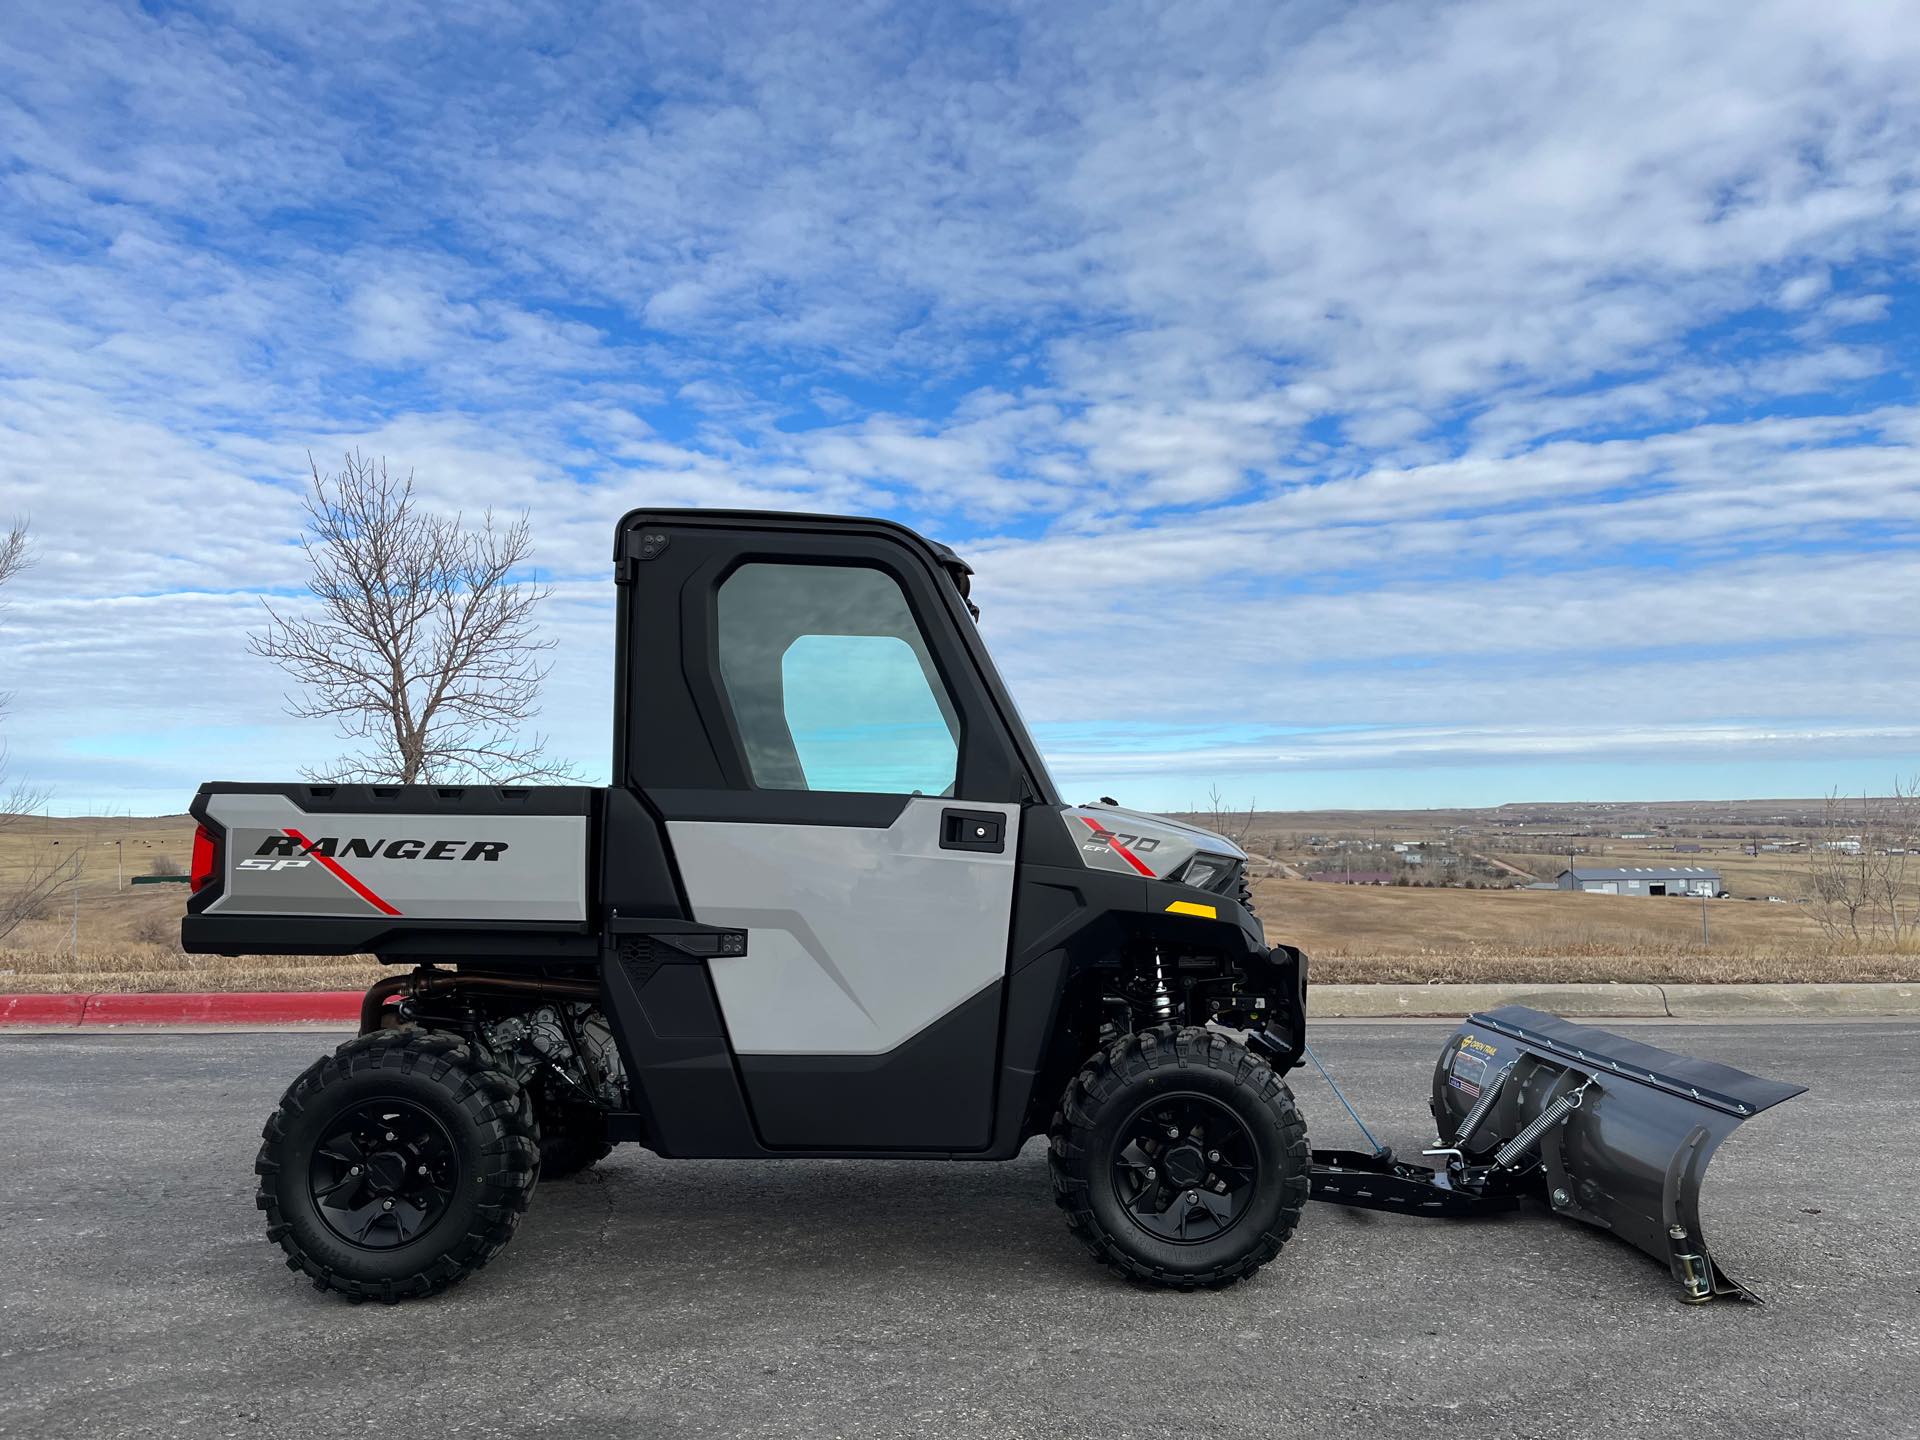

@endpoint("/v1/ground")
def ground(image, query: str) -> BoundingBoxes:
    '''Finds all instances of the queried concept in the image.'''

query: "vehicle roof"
[612,507,965,568]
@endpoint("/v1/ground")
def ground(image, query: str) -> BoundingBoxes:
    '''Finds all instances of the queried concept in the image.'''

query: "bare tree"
[0,521,26,594]
[1203,783,1258,846]
[0,518,29,722]
[251,454,574,785]
[1804,782,1920,948]
[0,520,85,942]
[1867,779,1918,950]
[0,806,86,942]
[1806,791,1872,943]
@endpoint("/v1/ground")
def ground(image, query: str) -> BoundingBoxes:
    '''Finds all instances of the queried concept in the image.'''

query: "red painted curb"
[0,994,90,1026]
[0,991,361,1027]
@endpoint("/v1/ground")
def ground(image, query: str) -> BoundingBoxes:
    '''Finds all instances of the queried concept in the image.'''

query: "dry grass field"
[1217,795,1920,983]
[1,807,1914,992]
[1248,877,1913,983]
[0,814,378,994]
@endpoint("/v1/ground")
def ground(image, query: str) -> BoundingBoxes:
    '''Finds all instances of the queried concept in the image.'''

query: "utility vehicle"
[185,509,1801,1304]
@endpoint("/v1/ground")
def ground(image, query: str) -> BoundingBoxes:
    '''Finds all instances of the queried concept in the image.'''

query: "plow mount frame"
[1308,1148,1522,1219]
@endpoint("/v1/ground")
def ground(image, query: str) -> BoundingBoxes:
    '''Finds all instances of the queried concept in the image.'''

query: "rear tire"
[1048,1025,1309,1290]
[255,1029,539,1303]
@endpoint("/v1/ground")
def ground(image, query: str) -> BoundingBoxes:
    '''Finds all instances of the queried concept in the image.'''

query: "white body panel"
[202,791,589,922]
[668,798,1020,1055]
[1060,801,1244,881]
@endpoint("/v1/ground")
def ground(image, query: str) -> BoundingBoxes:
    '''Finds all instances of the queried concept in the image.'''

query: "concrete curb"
[0,994,90,1027]
[1310,981,1920,1019]
[1310,983,1670,1019]
[2,982,1917,1029]
[1661,982,1920,1018]
[0,991,360,1028]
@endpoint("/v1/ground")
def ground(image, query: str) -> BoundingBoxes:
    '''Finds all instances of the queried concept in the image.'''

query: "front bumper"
[1254,943,1308,1069]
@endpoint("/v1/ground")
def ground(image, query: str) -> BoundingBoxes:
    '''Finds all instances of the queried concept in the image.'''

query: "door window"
[717,563,960,795]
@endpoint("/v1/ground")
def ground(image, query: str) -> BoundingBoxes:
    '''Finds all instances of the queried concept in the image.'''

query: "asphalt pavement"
[2,1021,1915,1440]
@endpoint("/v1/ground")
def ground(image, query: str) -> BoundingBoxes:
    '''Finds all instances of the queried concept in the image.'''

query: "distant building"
[1553,866,1722,897]
[1672,843,1703,853]
[1307,870,1395,886]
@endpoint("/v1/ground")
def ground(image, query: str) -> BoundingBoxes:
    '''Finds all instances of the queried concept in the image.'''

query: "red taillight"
[190,825,219,894]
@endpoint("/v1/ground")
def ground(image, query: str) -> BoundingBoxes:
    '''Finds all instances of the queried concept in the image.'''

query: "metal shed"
[1553,866,1723,897]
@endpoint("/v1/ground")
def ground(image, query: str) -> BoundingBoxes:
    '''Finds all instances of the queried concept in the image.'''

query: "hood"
[1060,801,1247,883]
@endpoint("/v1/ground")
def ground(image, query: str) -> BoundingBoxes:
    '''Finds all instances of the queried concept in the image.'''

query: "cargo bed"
[183,782,603,960]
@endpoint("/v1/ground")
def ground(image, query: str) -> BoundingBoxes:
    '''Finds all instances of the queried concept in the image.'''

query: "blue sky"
[2,0,1918,816]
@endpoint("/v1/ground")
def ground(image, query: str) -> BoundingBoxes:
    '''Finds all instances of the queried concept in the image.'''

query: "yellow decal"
[1165,900,1217,919]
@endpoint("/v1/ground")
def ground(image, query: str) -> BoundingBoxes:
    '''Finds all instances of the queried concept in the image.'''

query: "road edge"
[1309,980,1920,1019]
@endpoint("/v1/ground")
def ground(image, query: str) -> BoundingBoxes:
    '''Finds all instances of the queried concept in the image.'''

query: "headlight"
[1179,854,1236,890]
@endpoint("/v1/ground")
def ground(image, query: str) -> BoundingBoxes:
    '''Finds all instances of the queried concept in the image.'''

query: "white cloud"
[346,282,468,367]
[1778,270,1832,309]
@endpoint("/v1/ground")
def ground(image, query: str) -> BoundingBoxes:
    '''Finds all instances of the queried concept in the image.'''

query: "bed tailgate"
[182,783,596,951]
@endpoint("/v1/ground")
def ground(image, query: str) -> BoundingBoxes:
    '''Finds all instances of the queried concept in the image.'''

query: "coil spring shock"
[1150,947,1175,1024]
[1452,1061,1515,1147]
[1493,1080,1591,1170]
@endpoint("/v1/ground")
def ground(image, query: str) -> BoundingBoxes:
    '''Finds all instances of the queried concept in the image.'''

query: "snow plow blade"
[1432,1006,1806,1301]
[1308,1005,1806,1303]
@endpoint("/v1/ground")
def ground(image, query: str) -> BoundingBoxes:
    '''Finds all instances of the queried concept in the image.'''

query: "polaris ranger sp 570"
[185,509,1801,1303]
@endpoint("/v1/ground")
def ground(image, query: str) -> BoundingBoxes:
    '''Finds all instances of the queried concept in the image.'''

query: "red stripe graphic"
[283,827,403,916]
[1078,815,1156,878]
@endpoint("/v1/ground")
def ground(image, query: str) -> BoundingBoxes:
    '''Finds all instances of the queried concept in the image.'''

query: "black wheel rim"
[308,1097,459,1250]
[1110,1091,1259,1245]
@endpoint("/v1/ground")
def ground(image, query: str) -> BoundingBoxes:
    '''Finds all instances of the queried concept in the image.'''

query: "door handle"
[940,808,1005,853]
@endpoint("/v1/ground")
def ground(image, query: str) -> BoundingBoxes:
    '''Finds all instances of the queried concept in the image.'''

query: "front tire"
[1049,1026,1309,1290]
[255,1029,539,1303]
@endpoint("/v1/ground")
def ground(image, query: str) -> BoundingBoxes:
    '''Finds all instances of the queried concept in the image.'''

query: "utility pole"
[116,838,123,892]
[1699,889,1710,948]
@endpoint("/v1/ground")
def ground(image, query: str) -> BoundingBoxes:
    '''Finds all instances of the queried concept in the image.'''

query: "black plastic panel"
[192,781,595,815]
[179,914,597,960]
[1007,863,1139,974]
[600,949,762,1158]
[737,983,1003,1150]
[634,963,725,1039]
[646,788,911,828]
[987,946,1070,1152]
[600,786,687,918]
